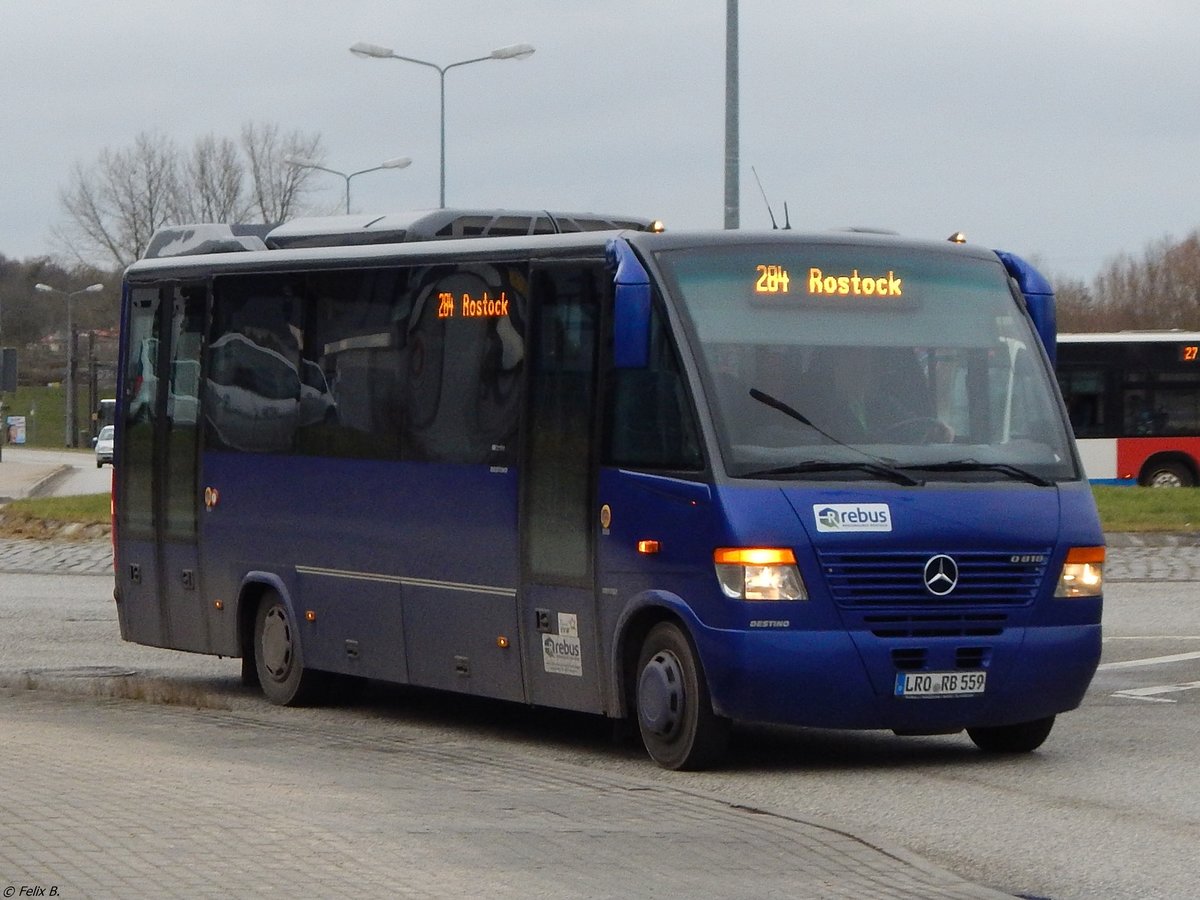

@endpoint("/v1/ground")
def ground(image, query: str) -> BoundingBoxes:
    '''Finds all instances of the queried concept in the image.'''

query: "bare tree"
[57,131,185,268]
[1090,231,1200,331]
[1051,276,1096,333]
[182,134,252,224]
[241,122,324,224]
[56,123,325,268]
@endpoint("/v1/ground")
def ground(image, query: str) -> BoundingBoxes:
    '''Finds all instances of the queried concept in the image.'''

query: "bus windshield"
[653,242,1078,482]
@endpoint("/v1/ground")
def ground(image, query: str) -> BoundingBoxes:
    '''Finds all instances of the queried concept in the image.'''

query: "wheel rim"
[1150,470,1184,487]
[638,649,685,739]
[260,606,294,682]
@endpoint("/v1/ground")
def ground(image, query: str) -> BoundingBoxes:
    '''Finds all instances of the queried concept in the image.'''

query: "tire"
[634,622,730,770]
[1141,460,1193,488]
[967,715,1055,753]
[252,590,323,706]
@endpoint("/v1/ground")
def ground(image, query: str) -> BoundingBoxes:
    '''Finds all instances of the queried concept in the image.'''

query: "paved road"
[0,445,109,503]
[0,574,1009,900]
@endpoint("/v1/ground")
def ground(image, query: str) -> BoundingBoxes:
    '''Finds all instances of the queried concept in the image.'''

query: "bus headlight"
[1054,546,1105,598]
[714,548,808,601]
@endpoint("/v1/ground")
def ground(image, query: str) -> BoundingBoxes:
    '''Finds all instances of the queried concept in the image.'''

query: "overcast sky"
[2,1,1197,282]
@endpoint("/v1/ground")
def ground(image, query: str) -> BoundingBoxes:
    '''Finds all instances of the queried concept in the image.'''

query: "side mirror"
[995,251,1057,367]
[607,238,651,369]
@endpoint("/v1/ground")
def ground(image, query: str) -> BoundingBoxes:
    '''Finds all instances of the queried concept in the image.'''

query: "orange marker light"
[305,610,317,622]
[1066,546,1106,564]
[713,548,796,566]
[637,540,661,555]
[497,636,510,649]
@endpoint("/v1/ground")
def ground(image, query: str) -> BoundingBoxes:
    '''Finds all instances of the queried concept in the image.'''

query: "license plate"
[894,670,986,698]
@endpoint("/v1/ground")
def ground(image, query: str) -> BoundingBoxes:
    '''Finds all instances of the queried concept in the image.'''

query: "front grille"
[820,549,1051,607]
[890,646,993,669]
[866,612,1007,638]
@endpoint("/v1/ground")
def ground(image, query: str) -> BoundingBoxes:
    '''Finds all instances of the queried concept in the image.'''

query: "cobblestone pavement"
[0,538,113,575]
[2,535,1197,580]
[1,684,1010,899]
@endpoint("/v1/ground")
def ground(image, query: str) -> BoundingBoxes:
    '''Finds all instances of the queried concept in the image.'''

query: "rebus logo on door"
[813,503,893,533]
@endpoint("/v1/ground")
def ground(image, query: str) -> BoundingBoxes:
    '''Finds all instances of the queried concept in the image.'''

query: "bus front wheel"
[967,715,1055,753]
[634,622,730,770]
[253,590,323,706]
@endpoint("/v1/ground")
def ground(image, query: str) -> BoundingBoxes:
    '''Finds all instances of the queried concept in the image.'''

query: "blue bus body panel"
[199,451,525,699]
[598,468,1103,731]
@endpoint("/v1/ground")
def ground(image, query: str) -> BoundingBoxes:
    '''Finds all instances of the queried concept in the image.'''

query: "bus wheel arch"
[237,581,273,688]
[623,613,730,770]
[1139,453,1197,487]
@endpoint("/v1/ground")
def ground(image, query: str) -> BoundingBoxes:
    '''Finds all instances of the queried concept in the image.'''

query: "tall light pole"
[724,0,739,229]
[350,41,535,208]
[35,282,103,447]
[284,155,412,214]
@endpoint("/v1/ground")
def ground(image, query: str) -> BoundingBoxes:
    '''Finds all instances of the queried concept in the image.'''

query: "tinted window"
[120,286,163,536]
[207,275,304,453]
[209,264,527,464]
[604,297,703,470]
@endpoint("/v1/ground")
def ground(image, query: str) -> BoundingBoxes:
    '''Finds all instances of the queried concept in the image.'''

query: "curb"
[1104,531,1200,547]
[26,464,74,498]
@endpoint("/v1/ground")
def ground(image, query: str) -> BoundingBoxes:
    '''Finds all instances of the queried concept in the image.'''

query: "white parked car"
[94,425,115,468]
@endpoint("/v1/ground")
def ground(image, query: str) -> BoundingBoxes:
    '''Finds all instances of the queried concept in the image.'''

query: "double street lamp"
[35,282,103,447]
[284,154,412,214]
[349,40,535,208]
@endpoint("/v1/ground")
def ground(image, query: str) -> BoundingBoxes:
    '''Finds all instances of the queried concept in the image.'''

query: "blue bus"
[113,209,1104,769]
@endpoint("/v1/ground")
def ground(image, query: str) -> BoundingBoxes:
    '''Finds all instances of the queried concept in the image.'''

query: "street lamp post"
[35,282,103,448]
[284,155,412,214]
[350,41,535,208]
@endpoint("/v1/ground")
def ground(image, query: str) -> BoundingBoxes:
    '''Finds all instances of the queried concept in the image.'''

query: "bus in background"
[96,398,117,431]
[1056,331,1200,486]
[112,210,1103,769]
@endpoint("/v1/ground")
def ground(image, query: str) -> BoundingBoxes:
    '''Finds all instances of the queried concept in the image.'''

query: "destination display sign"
[751,263,907,305]
[436,290,511,319]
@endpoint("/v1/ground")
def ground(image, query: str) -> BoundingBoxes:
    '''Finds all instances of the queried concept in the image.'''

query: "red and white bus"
[1057,331,1200,486]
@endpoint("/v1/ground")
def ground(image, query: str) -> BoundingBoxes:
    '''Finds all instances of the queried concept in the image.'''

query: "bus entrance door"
[115,283,209,652]
[519,265,605,714]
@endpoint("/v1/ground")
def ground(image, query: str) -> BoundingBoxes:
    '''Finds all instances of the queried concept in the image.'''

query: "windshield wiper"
[742,389,922,485]
[736,460,923,486]
[902,460,1054,487]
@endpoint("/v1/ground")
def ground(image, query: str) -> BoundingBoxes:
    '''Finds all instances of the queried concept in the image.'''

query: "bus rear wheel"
[253,590,323,706]
[634,622,730,770]
[967,715,1055,753]
[1141,460,1193,488]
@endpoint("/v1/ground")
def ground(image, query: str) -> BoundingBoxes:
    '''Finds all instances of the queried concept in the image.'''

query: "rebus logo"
[813,503,893,533]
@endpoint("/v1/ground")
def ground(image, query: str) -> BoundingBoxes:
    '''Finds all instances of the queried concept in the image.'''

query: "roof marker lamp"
[1054,547,1105,598]
[714,548,807,601]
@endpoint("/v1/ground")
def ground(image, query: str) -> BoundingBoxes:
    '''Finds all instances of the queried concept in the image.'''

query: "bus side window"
[1059,369,1107,437]
[402,263,526,465]
[604,300,703,471]
[207,274,305,454]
